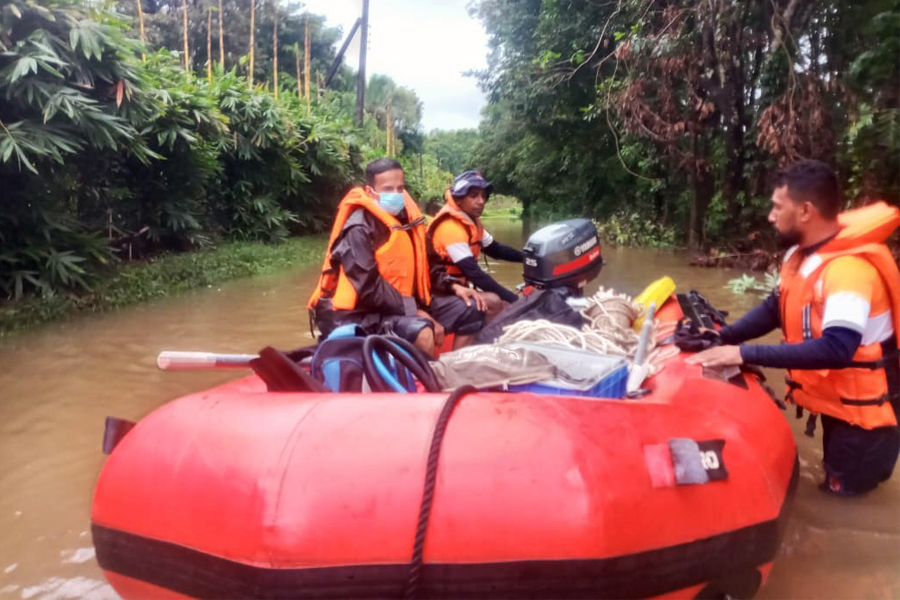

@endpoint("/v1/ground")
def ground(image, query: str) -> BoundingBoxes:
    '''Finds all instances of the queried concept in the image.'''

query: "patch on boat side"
[644,439,728,487]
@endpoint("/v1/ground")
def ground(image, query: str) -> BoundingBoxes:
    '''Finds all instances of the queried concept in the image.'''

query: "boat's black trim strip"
[93,458,798,599]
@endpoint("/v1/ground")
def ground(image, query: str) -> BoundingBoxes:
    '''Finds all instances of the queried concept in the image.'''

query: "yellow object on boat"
[633,276,676,331]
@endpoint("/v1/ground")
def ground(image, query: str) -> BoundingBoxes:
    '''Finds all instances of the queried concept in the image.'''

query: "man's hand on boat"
[686,345,744,367]
[452,283,488,312]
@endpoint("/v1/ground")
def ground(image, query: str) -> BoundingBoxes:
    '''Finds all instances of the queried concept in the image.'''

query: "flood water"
[0,217,897,599]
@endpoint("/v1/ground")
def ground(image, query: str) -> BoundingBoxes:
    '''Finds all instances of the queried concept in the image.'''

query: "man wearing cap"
[426,170,525,348]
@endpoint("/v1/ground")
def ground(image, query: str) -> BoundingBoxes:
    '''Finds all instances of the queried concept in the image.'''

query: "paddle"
[156,351,259,370]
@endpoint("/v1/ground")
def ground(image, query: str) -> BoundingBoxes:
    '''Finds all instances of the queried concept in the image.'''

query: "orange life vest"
[307,188,431,311]
[426,189,484,285]
[778,201,900,429]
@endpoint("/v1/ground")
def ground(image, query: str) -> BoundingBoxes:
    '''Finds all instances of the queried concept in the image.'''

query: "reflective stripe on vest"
[778,201,900,429]
[307,188,431,311]
[801,305,813,341]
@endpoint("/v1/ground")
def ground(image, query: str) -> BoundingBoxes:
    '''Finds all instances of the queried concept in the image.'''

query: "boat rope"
[497,287,654,360]
[405,385,478,599]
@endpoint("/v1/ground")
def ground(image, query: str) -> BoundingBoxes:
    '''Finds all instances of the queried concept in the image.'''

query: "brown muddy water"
[0,217,897,599]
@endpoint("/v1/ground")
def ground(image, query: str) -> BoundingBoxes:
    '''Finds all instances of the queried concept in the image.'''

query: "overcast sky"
[301,0,489,132]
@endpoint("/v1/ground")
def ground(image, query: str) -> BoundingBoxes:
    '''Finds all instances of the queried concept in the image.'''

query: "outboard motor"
[522,218,604,295]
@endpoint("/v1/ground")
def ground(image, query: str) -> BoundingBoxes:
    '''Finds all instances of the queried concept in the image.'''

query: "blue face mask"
[378,192,405,216]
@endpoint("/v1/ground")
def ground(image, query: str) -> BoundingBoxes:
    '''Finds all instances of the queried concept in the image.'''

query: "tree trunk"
[248,0,256,85]
[218,0,224,68]
[206,10,212,81]
[272,4,278,99]
[721,19,747,226]
[135,0,146,61]
[689,135,715,249]
[181,0,190,74]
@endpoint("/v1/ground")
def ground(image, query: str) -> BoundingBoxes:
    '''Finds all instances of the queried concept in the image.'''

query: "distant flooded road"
[1,217,897,599]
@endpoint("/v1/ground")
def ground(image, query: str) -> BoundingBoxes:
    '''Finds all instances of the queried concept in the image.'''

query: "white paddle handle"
[628,302,657,393]
[156,351,259,370]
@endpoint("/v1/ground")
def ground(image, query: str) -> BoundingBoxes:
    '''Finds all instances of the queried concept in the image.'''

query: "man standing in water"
[308,158,483,356]
[426,170,524,348]
[688,159,900,496]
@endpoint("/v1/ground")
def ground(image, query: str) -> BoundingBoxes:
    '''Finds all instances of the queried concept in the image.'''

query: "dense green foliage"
[0,0,364,302]
[470,0,900,248]
[425,129,478,175]
[6,0,896,331]
[0,0,448,313]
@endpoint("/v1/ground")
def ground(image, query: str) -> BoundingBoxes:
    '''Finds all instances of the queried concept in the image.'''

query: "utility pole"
[355,0,369,126]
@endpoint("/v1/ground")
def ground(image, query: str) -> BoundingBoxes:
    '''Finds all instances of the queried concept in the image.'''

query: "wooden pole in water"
[272,2,278,99]
[248,0,256,85]
[218,0,224,68]
[135,0,146,61]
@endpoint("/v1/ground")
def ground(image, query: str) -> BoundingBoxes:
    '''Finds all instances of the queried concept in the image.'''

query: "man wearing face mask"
[308,158,481,356]
[687,159,900,496]
[426,171,524,349]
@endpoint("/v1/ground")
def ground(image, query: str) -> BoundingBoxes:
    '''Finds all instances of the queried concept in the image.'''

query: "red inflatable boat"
[91,297,798,599]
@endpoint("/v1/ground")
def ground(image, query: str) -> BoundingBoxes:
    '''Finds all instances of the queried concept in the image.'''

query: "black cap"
[450,170,493,197]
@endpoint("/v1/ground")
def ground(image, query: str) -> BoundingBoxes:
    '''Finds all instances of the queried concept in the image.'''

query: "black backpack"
[474,288,586,345]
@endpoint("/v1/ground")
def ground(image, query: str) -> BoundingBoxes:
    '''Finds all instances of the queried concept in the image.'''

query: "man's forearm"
[456,257,518,303]
[483,241,524,262]
[740,326,862,369]
[719,291,780,344]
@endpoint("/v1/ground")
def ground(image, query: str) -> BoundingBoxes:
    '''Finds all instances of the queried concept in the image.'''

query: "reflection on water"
[0,216,897,599]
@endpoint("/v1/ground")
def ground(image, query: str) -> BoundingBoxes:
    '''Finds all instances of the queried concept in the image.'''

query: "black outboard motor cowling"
[522,218,603,293]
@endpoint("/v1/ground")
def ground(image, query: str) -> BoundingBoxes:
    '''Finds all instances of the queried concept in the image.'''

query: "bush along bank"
[0,237,326,337]
[1,0,362,305]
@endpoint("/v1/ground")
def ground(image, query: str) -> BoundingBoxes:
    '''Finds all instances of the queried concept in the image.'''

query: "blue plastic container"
[503,343,629,399]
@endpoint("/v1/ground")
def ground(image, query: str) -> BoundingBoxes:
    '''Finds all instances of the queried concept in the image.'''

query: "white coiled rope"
[497,287,656,360]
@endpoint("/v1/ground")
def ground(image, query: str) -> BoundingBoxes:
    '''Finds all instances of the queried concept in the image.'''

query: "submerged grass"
[0,236,326,337]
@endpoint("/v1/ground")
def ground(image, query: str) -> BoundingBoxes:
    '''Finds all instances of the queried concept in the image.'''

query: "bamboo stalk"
[135,0,146,61]
[272,2,278,99]
[206,9,212,80]
[295,43,302,101]
[386,102,393,156]
[217,0,224,68]
[304,12,311,114]
[249,0,256,85]
[182,0,190,74]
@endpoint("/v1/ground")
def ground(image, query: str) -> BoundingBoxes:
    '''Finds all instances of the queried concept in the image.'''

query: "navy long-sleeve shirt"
[720,290,862,369]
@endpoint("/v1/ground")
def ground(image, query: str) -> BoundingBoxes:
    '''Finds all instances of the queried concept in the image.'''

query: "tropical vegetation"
[2,0,897,330]
[0,0,455,312]
[471,0,900,250]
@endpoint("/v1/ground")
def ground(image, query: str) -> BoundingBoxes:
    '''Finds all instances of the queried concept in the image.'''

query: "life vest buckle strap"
[849,341,899,370]
[784,375,802,406]
[840,395,888,407]
[804,413,817,437]
[393,216,426,231]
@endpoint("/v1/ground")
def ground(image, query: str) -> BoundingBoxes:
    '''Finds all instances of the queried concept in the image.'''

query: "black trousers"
[821,414,900,493]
